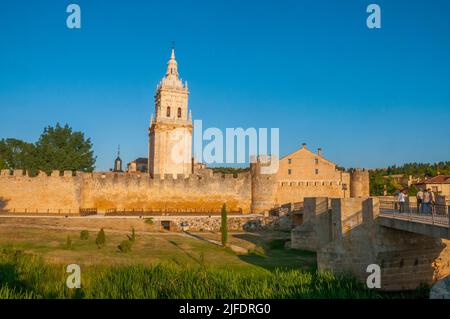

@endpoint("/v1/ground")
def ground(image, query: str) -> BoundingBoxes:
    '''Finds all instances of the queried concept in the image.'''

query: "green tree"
[35,123,96,174]
[96,228,106,249]
[221,204,228,247]
[0,138,37,173]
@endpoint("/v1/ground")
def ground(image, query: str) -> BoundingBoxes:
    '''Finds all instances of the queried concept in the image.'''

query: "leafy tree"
[0,138,37,173]
[35,123,96,174]
[221,204,228,246]
[96,228,106,249]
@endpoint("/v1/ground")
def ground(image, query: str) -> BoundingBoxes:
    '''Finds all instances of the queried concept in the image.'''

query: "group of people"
[416,188,435,214]
[397,188,435,214]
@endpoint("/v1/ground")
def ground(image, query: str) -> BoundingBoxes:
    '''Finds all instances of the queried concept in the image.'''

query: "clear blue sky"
[1,0,449,171]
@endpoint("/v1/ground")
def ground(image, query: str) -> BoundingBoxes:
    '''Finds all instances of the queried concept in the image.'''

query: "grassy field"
[0,222,428,299]
[0,225,315,271]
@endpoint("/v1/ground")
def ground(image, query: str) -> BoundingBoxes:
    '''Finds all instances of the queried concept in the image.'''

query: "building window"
[177,107,182,118]
[166,107,171,117]
[315,158,319,165]
[315,169,319,175]
[288,158,292,164]
[288,169,292,175]
[432,186,438,193]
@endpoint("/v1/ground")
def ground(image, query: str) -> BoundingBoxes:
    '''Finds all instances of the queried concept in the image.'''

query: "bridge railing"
[379,200,449,227]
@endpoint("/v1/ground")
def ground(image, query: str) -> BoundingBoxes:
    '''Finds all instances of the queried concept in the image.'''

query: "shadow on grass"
[237,237,317,272]
[167,239,204,266]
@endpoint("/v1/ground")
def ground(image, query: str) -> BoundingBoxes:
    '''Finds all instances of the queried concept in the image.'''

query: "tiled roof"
[417,175,450,184]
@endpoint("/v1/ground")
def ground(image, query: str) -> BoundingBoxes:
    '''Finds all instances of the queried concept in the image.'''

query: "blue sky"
[0,0,449,171]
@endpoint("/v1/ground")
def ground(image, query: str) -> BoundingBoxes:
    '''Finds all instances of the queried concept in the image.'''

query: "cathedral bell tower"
[148,48,193,177]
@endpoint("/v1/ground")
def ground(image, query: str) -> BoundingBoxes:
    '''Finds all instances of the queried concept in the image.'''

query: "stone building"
[415,175,450,197]
[277,143,348,183]
[113,146,122,172]
[127,158,148,173]
[148,49,193,177]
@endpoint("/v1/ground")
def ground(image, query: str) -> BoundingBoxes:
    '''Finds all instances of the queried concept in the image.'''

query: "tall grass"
[0,249,419,299]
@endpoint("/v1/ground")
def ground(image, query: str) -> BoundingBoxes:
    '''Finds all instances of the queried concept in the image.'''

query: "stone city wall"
[0,170,251,214]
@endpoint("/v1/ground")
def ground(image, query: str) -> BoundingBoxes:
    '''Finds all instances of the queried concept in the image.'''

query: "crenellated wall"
[0,161,370,214]
[80,171,251,212]
[0,169,251,213]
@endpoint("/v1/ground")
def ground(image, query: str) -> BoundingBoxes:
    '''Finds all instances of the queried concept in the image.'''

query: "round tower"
[350,169,370,198]
[250,155,278,214]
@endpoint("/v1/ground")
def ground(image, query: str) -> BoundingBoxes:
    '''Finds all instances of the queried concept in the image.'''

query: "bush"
[127,227,136,242]
[221,203,228,246]
[95,228,106,249]
[144,218,154,225]
[65,235,73,250]
[118,240,133,253]
[80,230,89,240]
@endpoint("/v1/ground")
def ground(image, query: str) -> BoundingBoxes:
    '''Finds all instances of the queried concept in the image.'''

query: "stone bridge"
[291,197,450,291]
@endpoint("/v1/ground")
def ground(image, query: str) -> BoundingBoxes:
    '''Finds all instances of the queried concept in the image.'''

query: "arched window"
[177,107,182,118]
[166,107,171,117]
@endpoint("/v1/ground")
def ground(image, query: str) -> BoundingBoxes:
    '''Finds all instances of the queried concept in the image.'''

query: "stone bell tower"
[148,48,193,177]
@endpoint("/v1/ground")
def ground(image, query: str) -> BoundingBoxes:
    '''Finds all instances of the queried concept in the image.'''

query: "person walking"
[416,189,424,213]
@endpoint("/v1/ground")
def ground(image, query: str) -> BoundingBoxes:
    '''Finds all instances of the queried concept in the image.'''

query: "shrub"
[95,228,106,249]
[144,218,154,225]
[80,230,89,240]
[118,240,133,253]
[127,227,136,242]
[221,203,228,246]
[65,235,73,250]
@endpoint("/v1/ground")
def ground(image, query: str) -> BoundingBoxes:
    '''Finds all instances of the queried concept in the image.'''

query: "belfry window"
[166,107,171,117]
[177,107,182,118]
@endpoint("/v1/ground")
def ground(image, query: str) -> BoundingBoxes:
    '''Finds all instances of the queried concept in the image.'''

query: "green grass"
[0,248,391,299]
[0,227,430,299]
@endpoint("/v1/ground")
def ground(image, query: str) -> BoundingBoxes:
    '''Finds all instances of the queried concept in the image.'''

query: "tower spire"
[171,41,176,59]
[166,45,178,78]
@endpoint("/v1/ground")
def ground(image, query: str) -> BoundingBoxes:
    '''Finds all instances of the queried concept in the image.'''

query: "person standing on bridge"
[422,189,432,214]
[416,189,424,213]
[398,190,408,214]
[429,188,436,214]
